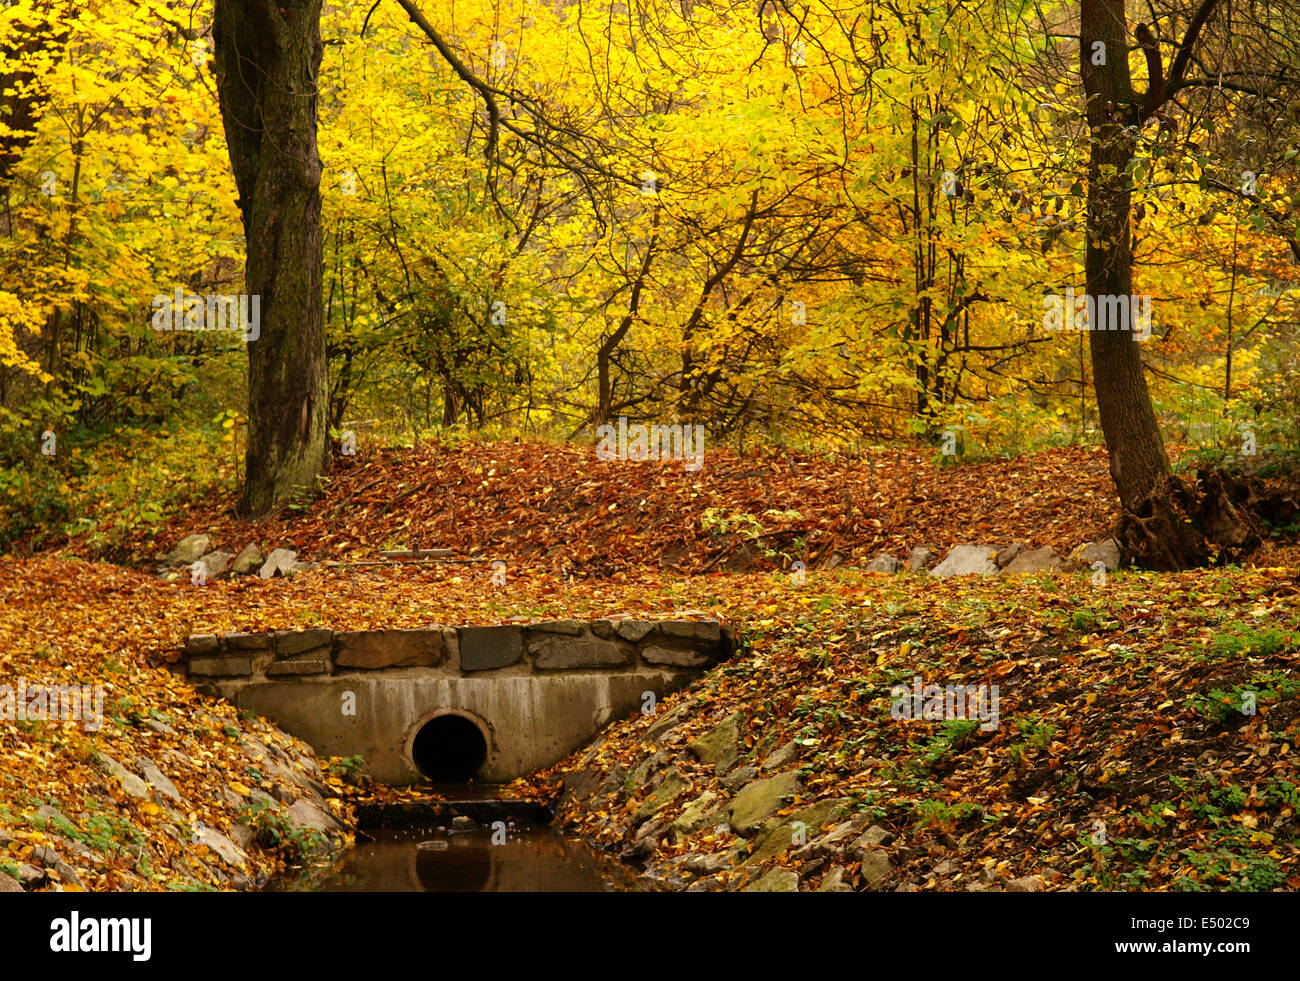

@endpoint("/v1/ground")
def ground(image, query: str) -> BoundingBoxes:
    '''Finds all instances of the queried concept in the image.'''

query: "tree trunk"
[1080,0,1255,569]
[213,0,328,516]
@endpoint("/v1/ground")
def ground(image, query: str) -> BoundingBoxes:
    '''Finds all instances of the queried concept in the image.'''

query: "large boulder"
[1003,546,1062,575]
[230,543,264,575]
[930,545,999,577]
[865,553,901,573]
[162,534,211,567]
[258,548,299,579]
[906,546,933,571]
[730,771,801,835]
[1072,538,1121,571]
[687,711,744,772]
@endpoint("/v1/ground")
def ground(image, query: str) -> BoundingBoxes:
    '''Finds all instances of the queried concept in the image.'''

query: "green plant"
[237,799,328,863]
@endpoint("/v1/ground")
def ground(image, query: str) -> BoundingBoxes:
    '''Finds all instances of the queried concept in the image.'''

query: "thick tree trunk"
[213,0,328,516]
[1079,0,1257,569]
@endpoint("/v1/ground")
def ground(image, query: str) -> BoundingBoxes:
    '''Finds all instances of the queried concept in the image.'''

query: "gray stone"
[225,632,272,651]
[640,645,713,668]
[722,765,759,790]
[0,870,21,892]
[29,844,84,888]
[529,632,632,669]
[688,711,744,771]
[684,851,736,875]
[451,815,475,831]
[860,848,893,888]
[185,634,221,656]
[275,628,334,657]
[644,703,694,743]
[788,798,854,838]
[34,804,72,827]
[1003,546,1061,575]
[137,758,184,803]
[286,798,343,835]
[658,620,722,643]
[194,824,249,868]
[817,867,854,892]
[1074,538,1121,572]
[762,740,800,772]
[336,629,440,668]
[865,553,901,573]
[615,621,655,643]
[196,550,234,580]
[730,771,800,835]
[145,718,176,736]
[230,543,264,575]
[266,658,330,676]
[854,824,895,849]
[529,620,585,635]
[189,655,252,677]
[633,770,688,824]
[672,791,721,835]
[258,548,299,579]
[995,543,1023,568]
[15,863,45,888]
[743,868,799,892]
[906,546,933,571]
[98,754,149,798]
[930,544,999,577]
[164,533,211,567]
[458,626,523,671]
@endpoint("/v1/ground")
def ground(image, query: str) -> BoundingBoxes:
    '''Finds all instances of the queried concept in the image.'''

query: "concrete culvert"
[411,715,488,782]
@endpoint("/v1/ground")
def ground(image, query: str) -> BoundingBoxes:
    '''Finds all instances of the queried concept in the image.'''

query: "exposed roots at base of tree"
[1117,467,1296,571]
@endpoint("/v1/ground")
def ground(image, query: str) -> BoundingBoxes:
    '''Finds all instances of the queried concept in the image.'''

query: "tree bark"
[213,0,328,516]
[1080,0,1255,569]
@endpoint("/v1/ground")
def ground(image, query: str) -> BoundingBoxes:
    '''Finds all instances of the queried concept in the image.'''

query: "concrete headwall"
[181,619,735,784]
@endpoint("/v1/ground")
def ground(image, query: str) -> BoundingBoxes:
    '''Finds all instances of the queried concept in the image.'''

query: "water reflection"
[281,827,643,892]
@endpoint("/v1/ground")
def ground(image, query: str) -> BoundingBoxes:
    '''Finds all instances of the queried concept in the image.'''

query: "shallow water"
[276,825,643,892]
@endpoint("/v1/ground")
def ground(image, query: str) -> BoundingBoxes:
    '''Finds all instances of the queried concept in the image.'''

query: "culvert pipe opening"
[412,715,488,782]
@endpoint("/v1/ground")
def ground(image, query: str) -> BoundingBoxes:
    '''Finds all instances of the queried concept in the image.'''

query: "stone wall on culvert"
[179,619,736,785]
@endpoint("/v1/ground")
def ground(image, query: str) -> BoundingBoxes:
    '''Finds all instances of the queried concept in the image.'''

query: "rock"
[721,765,759,790]
[225,632,273,651]
[266,658,330,676]
[193,824,249,867]
[865,553,901,573]
[30,844,84,888]
[995,543,1023,568]
[672,791,722,835]
[144,718,176,736]
[1074,538,1121,572]
[137,758,184,803]
[788,798,854,838]
[860,848,893,888]
[529,632,632,669]
[645,703,694,743]
[640,645,714,668]
[761,740,800,772]
[743,868,799,892]
[34,803,72,828]
[687,712,744,772]
[98,754,150,798]
[658,620,722,643]
[451,816,475,831]
[229,543,264,575]
[529,620,584,635]
[15,863,45,888]
[1006,875,1045,893]
[730,771,800,835]
[852,824,895,849]
[633,770,688,824]
[195,550,234,581]
[258,548,299,580]
[815,815,873,855]
[817,867,854,892]
[287,798,343,834]
[335,629,440,668]
[163,533,211,567]
[684,851,736,875]
[1003,546,1062,575]
[457,626,524,671]
[0,870,21,892]
[906,546,933,571]
[184,634,220,656]
[274,628,334,657]
[615,621,655,643]
[930,545,999,577]
[188,655,253,677]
